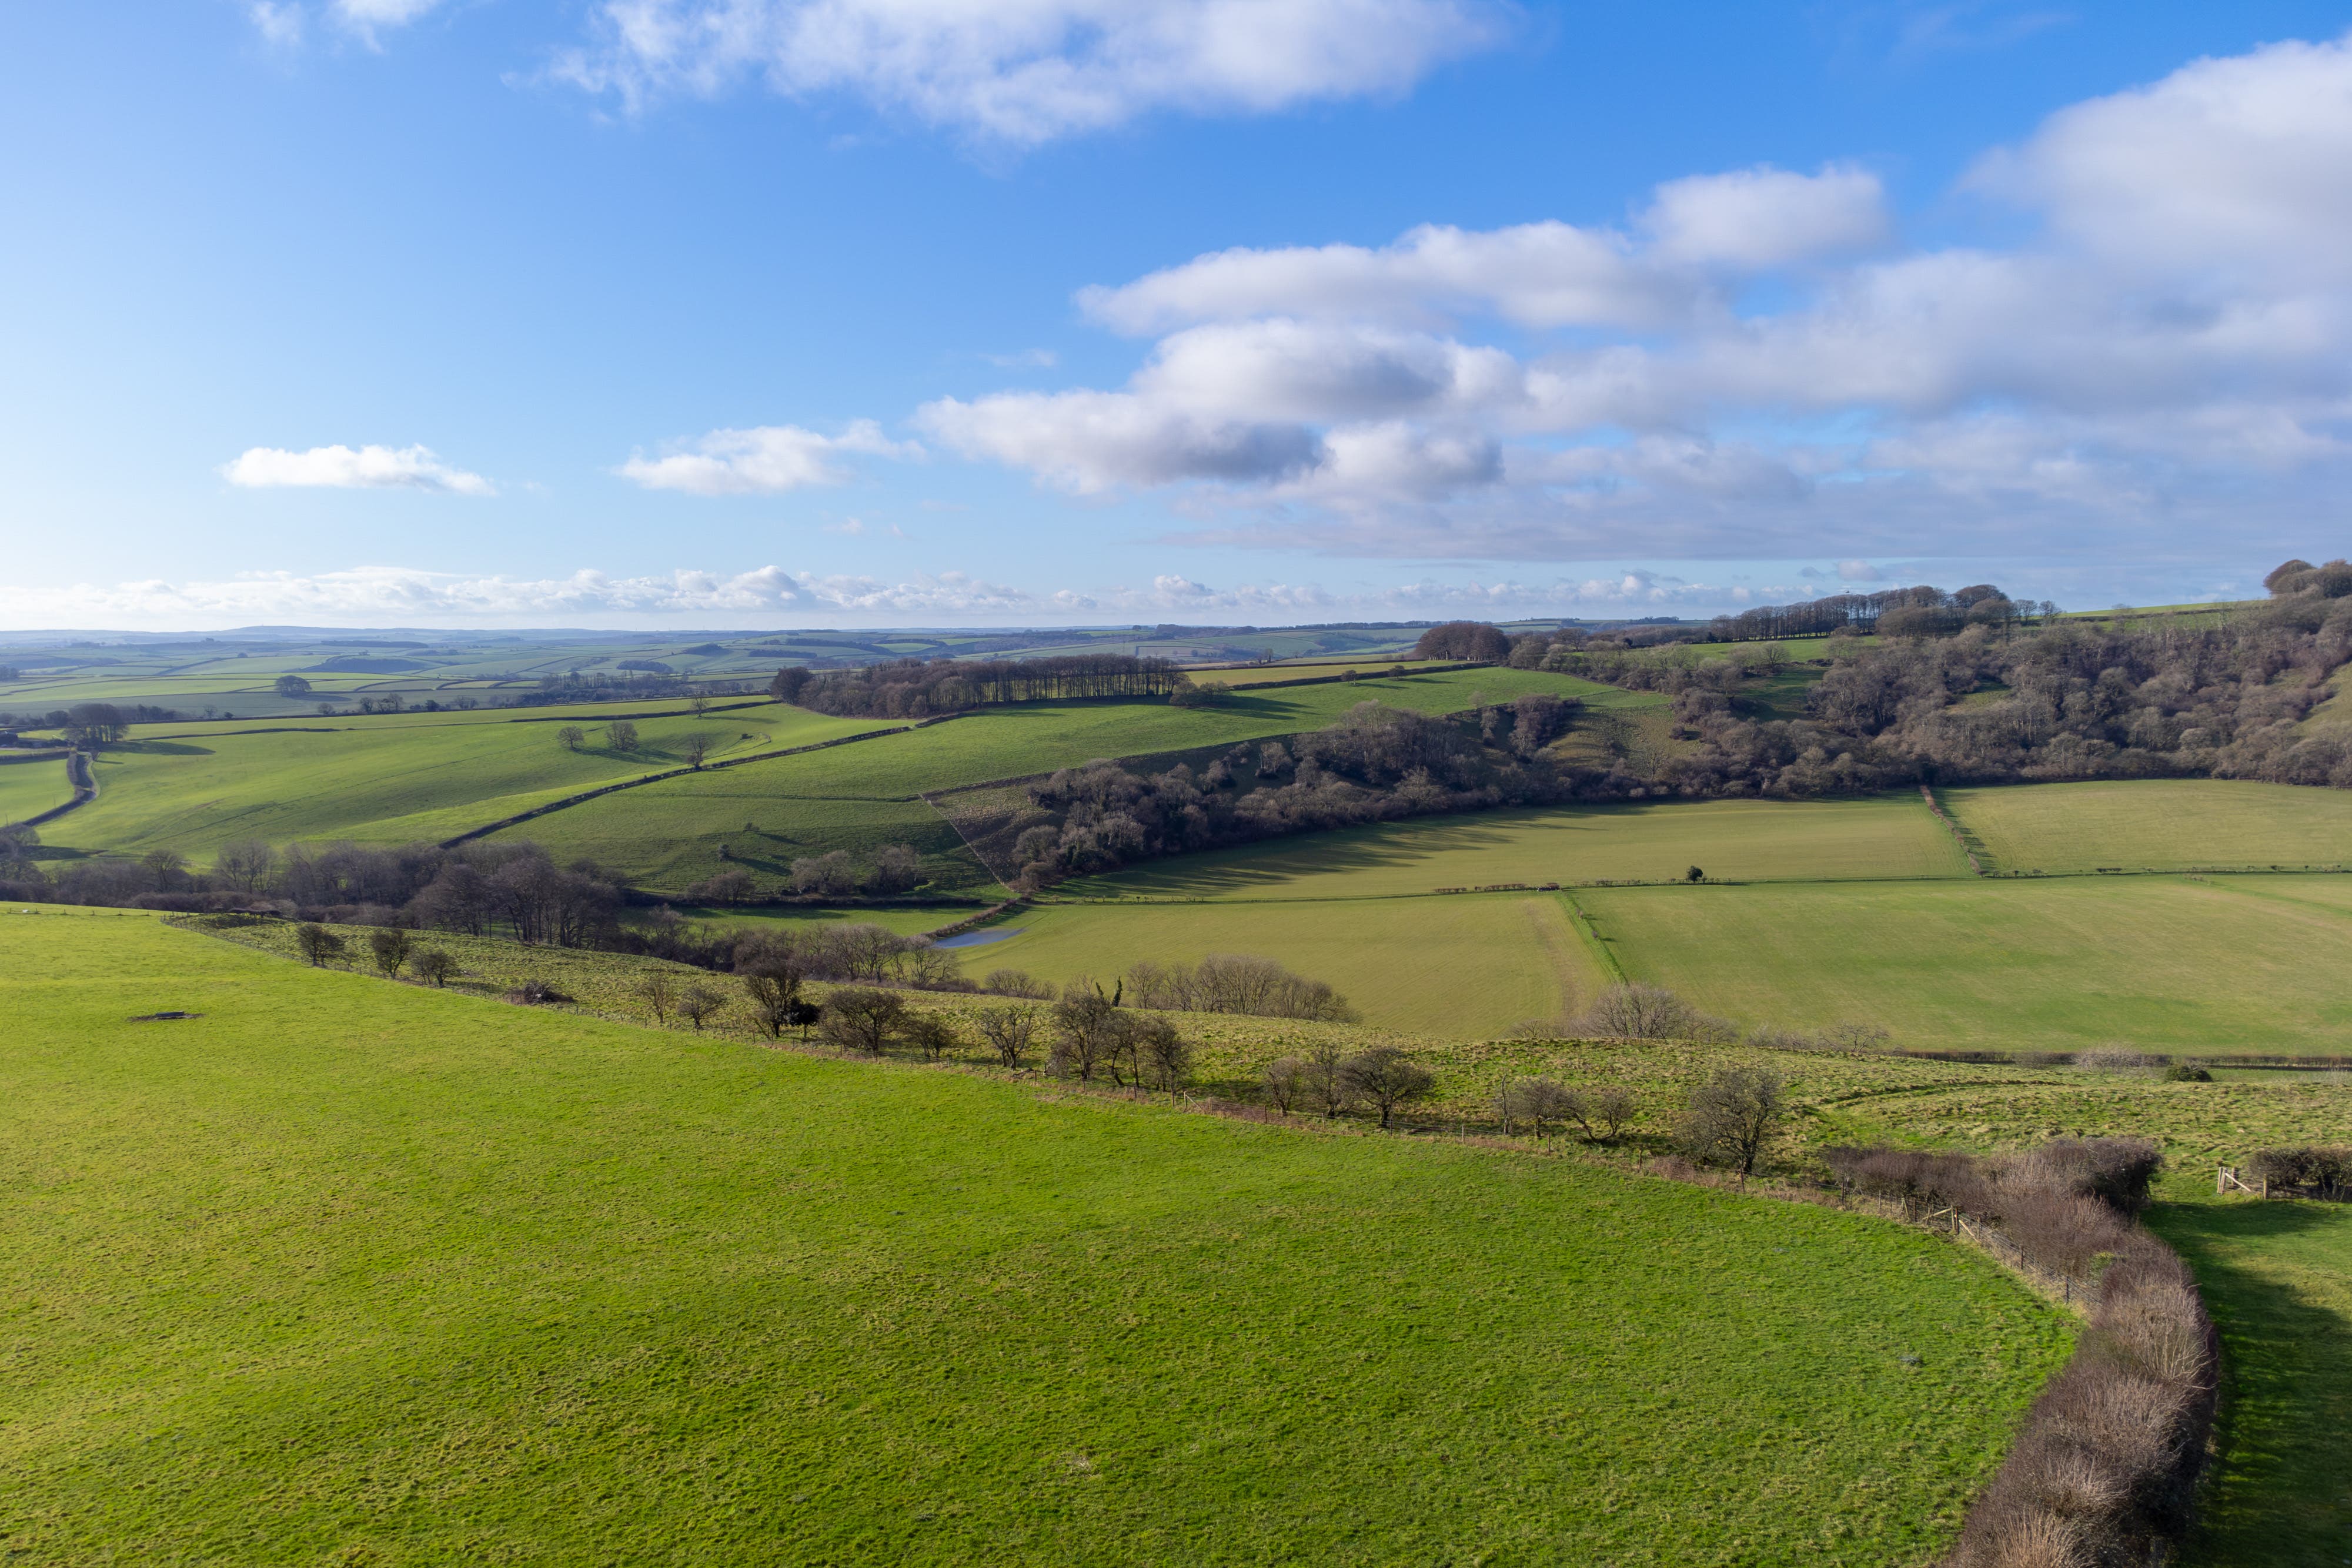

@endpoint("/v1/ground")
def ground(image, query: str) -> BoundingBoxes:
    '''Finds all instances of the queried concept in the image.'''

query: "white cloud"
[555,0,1512,145]
[930,34,2352,563]
[1639,163,1889,268]
[249,3,305,46]
[222,443,494,495]
[619,420,918,494]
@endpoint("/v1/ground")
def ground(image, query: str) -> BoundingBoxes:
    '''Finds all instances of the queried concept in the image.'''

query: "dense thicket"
[1519,561,2352,796]
[772,654,1188,718]
[1007,699,1571,885]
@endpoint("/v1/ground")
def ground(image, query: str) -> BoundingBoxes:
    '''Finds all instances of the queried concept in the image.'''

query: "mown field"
[36,701,869,864]
[1578,875,2352,1057]
[947,893,1608,1038]
[2,910,2070,1566]
[0,755,75,825]
[1058,793,1967,901]
[1943,780,2352,873]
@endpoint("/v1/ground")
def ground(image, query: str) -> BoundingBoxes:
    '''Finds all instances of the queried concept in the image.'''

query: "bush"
[410,947,459,987]
[1124,954,1357,1022]
[2163,1063,2213,1082]
[974,1004,1041,1068]
[1578,983,1725,1042]
[2247,1146,2352,1196]
[1340,1048,1435,1129]
[983,968,1054,999]
[295,923,345,967]
[819,988,908,1054]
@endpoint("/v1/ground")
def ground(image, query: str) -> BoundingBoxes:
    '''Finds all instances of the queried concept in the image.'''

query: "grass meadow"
[39,702,871,863]
[1576,875,2352,1056]
[1,910,2069,1566]
[1058,793,1967,901]
[1942,780,2352,873]
[951,893,1610,1037]
[0,754,75,824]
[2147,1186,2352,1568]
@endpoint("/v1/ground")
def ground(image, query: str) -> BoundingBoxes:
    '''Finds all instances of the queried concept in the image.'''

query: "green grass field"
[2148,1188,2352,1568]
[38,703,872,864]
[953,893,1610,1037]
[1060,793,1967,901]
[1578,875,2352,1056]
[1,911,2071,1565]
[0,755,75,825]
[1942,780,2352,873]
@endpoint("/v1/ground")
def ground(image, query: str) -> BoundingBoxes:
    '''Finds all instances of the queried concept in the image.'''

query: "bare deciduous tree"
[983,969,1053,999]
[1048,986,1122,1082]
[1342,1048,1435,1129]
[1678,1066,1785,1179]
[1262,1057,1309,1115]
[295,922,345,967]
[742,969,804,1038]
[556,725,586,751]
[606,720,640,753]
[1305,1045,1355,1120]
[904,1012,960,1061]
[677,984,724,1031]
[368,926,412,978]
[634,968,677,1024]
[412,947,458,987]
[975,1004,1041,1067]
[820,987,907,1054]
[679,733,713,769]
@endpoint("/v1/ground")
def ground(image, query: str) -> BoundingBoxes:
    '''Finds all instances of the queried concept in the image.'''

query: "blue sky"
[5,1,2351,628]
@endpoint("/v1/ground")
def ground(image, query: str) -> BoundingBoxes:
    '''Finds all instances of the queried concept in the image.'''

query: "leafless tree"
[1579,984,1703,1041]
[295,922,345,967]
[742,970,804,1038]
[820,987,907,1054]
[412,947,459,987]
[983,969,1053,999]
[634,968,677,1024]
[1342,1048,1435,1128]
[689,691,712,717]
[606,720,640,752]
[677,984,724,1031]
[1262,1057,1308,1115]
[1304,1044,1356,1120]
[903,1012,961,1061]
[1678,1067,1785,1179]
[679,733,713,770]
[556,725,586,751]
[975,1004,1041,1067]
[215,839,275,892]
[1131,1016,1193,1092]
[1498,1077,1576,1138]
[1821,1020,1891,1052]
[1049,987,1122,1082]
[368,926,412,978]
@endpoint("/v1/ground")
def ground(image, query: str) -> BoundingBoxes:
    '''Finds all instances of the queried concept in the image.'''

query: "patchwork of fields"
[1,912,2068,1564]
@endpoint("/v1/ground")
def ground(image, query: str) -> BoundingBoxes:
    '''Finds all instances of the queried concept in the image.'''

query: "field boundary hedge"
[11,751,96,830]
[1824,1142,2219,1568]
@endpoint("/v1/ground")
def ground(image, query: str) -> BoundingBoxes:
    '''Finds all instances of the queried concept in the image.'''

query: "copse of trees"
[771,653,1191,719]
[1120,954,1357,1021]
[1411,621,1512,661]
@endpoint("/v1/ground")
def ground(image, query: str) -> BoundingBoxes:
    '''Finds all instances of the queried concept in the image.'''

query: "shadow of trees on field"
[2144,1197,2352,1567]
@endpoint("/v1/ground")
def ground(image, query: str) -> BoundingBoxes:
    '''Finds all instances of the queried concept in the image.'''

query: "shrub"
[1261,1057,1309,1115]
[367,926,412,978]
[903,1012,961,1062]
[2163,1063,2212,1082]
[633,969,677,1023]
[505,979,569,1006]
[1577,983,1725,1042]
[2247,1146,2352,1196]
[974,1004,1041,1068]
[410,947,459,987]
[677,984,724,1030]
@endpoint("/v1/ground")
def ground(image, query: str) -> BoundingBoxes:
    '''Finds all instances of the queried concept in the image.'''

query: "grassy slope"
[1060,793,1967,901]
[2147,1188,2352,1568]
[41,704,870,862]
[1,911,2067,1566]
[951,893,1611,1037]
[1942,780,2352,872]
[508,670,1602,892]
[0,755,75,824]
[1577,875,2352,1056]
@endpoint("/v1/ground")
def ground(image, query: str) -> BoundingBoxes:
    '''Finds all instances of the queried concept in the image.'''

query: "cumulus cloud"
[554,0,1512,145]
[222,443,494,495]
[619,420,918,494]
[931,34,2352,563]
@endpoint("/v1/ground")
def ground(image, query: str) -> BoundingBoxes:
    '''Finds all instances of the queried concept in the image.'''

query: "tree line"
[770,653,1191,718]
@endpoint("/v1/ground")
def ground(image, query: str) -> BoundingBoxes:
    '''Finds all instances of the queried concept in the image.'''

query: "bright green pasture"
[1579,876,2352,1055]
[2147,1189,2352,1567]
[1942,780,2352,873]
[0,755,74,825]
[39,704,871,862]
[956,894,1609,1037]
[1061,793,1967,901]
[516,790,998,894]
[1,912,2066,1566]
